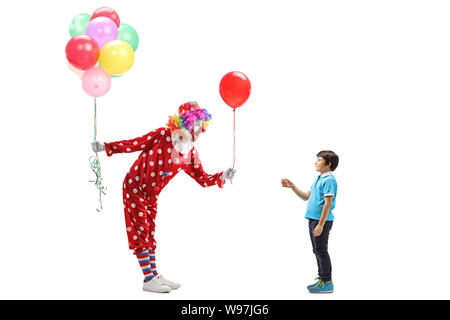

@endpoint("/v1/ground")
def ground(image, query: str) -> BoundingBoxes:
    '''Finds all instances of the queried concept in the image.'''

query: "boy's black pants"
[308,219,333,282]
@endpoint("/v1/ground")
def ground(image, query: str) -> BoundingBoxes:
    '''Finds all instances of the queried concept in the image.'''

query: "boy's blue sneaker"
[307,277,320,290]
[308,280,334,293]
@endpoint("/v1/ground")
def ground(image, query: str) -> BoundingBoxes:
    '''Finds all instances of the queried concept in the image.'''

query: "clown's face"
[171,128,193,154]
[192,120,203,142]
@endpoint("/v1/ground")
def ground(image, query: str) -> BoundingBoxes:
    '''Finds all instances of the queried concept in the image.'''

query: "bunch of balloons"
[65,7,139,98]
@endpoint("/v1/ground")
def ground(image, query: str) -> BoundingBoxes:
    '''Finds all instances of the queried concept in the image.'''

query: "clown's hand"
[91,141,105,153]
[221,168,237,180]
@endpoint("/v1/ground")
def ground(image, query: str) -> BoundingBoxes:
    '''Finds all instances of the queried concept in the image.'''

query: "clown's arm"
[183,147,236,188]
[92,127,166,157]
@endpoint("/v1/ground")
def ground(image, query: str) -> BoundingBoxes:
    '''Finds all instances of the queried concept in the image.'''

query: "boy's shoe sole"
[309,290,334,294]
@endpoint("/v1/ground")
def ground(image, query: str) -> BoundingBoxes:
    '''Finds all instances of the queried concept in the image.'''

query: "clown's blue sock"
[136,251,154,282]
[149,249,159,277]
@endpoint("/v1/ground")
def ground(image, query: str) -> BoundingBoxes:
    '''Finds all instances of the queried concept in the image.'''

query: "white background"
[0,0,449,300]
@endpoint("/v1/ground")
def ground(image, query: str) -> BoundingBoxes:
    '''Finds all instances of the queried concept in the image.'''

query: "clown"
[91,101,236,293]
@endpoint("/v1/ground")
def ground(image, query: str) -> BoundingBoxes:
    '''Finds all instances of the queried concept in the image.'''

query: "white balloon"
[67,61,85,78]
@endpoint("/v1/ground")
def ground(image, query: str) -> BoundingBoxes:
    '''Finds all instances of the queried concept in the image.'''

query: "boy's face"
[315,156,331,173]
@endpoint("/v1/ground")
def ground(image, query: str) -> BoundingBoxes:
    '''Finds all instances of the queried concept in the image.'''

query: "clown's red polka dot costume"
[104,102,225,255]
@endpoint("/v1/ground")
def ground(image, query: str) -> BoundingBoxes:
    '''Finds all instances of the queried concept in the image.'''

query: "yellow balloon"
[99,40,135,75]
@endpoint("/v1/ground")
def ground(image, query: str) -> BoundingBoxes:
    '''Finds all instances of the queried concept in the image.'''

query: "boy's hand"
[313,225,323,237]
[281,178,294,188]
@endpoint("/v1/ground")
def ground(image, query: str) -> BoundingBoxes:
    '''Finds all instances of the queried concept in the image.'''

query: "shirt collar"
[320,171,333,177]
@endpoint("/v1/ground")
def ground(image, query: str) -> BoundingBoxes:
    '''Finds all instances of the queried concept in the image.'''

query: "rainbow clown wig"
[167,101,212,133]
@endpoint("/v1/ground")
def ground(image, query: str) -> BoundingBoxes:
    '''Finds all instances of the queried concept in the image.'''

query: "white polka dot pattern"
[106,127,224,255]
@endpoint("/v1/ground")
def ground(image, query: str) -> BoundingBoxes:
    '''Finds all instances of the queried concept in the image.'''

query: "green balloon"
[69,13,91,37]
[118,24,139,52]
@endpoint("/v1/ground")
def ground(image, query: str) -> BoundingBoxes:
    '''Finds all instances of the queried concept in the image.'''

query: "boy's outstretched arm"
[313,196,333,237]
[281,178,310,201]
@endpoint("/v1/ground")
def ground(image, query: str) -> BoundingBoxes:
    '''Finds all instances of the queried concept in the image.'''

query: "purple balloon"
[82,66,111,97]
[86,17,118,50]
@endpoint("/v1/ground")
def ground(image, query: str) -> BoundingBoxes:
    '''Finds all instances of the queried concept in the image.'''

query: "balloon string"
[94,97,97,141]
[233,108,236,169]
[230,108,236,184]
[89,97,106,212]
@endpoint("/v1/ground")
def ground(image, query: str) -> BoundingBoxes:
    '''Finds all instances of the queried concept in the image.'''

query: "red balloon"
[219,71,251,109]
[65,35,100,71]
[91,7,120,28]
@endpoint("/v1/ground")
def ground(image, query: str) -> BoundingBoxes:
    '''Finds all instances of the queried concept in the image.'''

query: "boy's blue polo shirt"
[305,171,337,221]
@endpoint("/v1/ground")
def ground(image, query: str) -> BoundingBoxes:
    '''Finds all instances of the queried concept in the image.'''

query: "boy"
[281,150,339,293]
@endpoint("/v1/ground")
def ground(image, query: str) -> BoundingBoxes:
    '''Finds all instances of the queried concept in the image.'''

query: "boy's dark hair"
[317,150,339,171]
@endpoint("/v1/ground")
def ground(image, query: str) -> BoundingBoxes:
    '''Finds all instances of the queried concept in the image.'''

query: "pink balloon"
[82,67,111,97]
[86,17,118,50]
